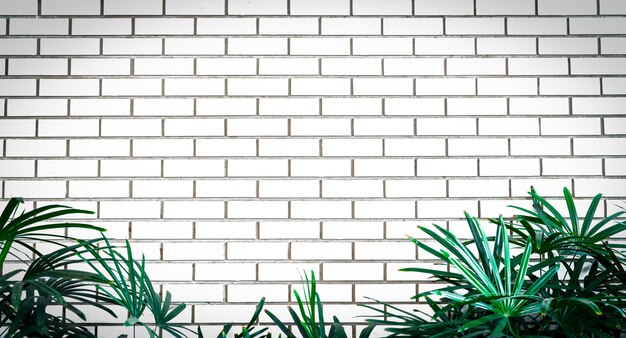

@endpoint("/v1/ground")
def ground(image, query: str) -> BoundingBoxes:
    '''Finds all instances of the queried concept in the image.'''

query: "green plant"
[198,297,270,338]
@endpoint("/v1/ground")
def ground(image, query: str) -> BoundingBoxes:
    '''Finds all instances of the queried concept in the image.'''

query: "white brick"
[228,284,287,302]
[259,58,318,75]
[0,160,35,178]
[6,140,66,157]
[197,18,256,35]
[538,0,596,14]
[260,98,318,115]
[448,98,507,115]
[606,159,626,176]
[418,200,478,219]
[353,38,412,55]
[323,98,381,115]
[132,221,192,239]
[258,263,320,281]
[478,78,537,95]
[135,58,193,75]
[100,201,160,219]
[415,78,475,95]
[354,118,413,136]
[477,38,536,55]
[292,78,350,96]
[135,98,193,116]
[0,0,37,15]
[447,58,505,76]
[416,117,476,135]
[0,119,35,137]
[134,139,193,157]
[414,0,473,15]
[39,119,98,137]
[542,118,601,135]
[480,159,540,176]
[165,0,224,14]
[164,201,224,219]
[291,38,350,55]
[41,79,99,97]
[164,284,223,303]
[260,18,317,35]
[196,180,256,198]
[573,98,626,115]
[417,159,477,177]
[572,58,626,75]
[196,139,255,156]
[70,139,130,157]
[228,159,288,177]
[574,138,626,155]
[198,58,255,75]
[322,58,381,76]
[260,221,319,239]
[604,78,626,95]
[507,18,567,35]
[259,139,319,156]
[165,79,224,96]
[291,118,351,136]
[510,98,569,115]
[540,78,600,95]
[384,58,443,75]
[196,263,256,281]
[102,79,161,96]
[353,0,411,15]
[9,58,67,75]
[603,38,626,54]
[71,58,130,75]
[71,98,130,116]
[41,38,100,55]
[384,139,445,156]
[104,0,162,15]
[101,159,161,177]
[511,179,573,197]
[354,78,413,96]
[144,263,192,281]
[446,18,504,35]
[539,38,597,55]
[323,263,383,281]
[291,201,351,218]
[0,20,4,34]
[228,78,286,96]
[355,159,414,177]
[321,18,380,35]
[133,180,193,198]
[72,19,131,35]
[605,117,626,134]
[0,79,36,96]
[229,241,288,259]
[10,19,68,35]
[259,180,319,198]
[228,0,286,14]
[290,159,351,177]
[542,159,602,176]
[69,180,129,198]
[384,18,443,35]
[163,159,223,177]
[386,179,446,197]
[196,222,256,239]
[509,58,568,75]
[135,18,194,35]
[479,118,539,135]
[165,38,224,55]
[323,221,382,239]
[292,242,351,260]
[228,38,287,55]
[323,180,382,197]
[322,139,382,156]
[163,242,224,260]
[4,181,66,199]
[103,38,162,55]
[448,138,508,156]
[355,242,415,260]
[476,0,534,14]
[290,0,349,15]
[511,138,571,155]
[356,201,415,219]
[0,39,37,55]
[576,179,626,198]
[100,119,160,136]
[165,119,223,136]
[601,0,626,13]
[385,98,444,115]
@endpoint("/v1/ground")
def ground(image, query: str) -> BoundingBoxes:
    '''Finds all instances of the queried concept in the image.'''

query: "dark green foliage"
[198,297,270,338]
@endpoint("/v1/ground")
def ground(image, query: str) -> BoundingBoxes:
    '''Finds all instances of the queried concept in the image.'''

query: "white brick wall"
[1,0,625,335]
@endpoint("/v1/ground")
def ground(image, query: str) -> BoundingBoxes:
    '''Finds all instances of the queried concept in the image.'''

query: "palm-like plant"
[198,297,271,338]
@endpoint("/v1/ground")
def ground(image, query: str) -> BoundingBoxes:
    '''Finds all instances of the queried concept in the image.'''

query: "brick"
[417,159,477,177]
[163,242,224,260]
[416,117,476,135]
[601,0,626,13]
[477,38,536,55]
[542,159,602,176]
[384,139,445,156]
[354,78,413,96]
[292,242,351,260]
[38,160,97,178]
[385,57,443,75]
[164,201,224,219]
[322,139,382,156]
[10,18,68,35]
[383,18,443,35]
[356,201,415,219]
[42,0,100,14]
[416,78,475,95]
[258,263,320,281]
[196,222,255,239]
[509,58,568,75]
[321,18,379,35]
[227,78,286,96]
[542,118,601,135]
[163,159,223,177]
[323,221,382,239]
[292,78,350,96]
[228,38,287,55]
[9,58,66,76]
[479,118,539,135]
[260,98,318,116]
[0,160,35,177]
[448,138,508,156]
[353,38,413,55]
[323,98,381,115]
[605,117,626,134]
[386,179,446,197]
[540,78,600,95]
[606,159,626,176]
[70,139,130,157]
[0,140,63,159]
[576,179,626,198]
[0,0,37,15]
[165,0,224,14]
[356,159,414,177]
[133,180,193,198]
[100,201,160,219]
[135,98,193,116]
[164,284,223,303]
[387,261,445,280]
[101,159,161,177]
[324,263,383,281]
[574,138,626,155]
[0,19,4,34]
[259,139,319,156]
[71,58,130,75]
[448,58,505,76]
[385,98,444,115]
[448,98,507,115]
[164,119,223,136]
[40,79,99,97]
[72,19,131,35]
[538,0,596,14]
[144,263,192,281]
[414,0,473,15]
[259,180,319,197]
[290,38,350,55]
[102,79,161,96]
[41,38,99,55]
[259,58,318,75]
[0,39,37,55]
[134,58,193,75]
[290,0,348,14]
[604,78,626,95]
[476,0,534,14]
[573,98,626,115]
[196,262,256,281]
[103,38,162,55]
[196,180,256,197]
[446,18,504,35]
[228,284,287,302]
[290,159,351,177]
[601,38,626,54]
[354,118,413,136]
[104,0,162,15]
[322,58,379,76]
[572,58,626,75]
[260,221,319,239]
[229,0,286,14]
[511,179,573,197]
[0,79,36,96]
[196,139,255,156]
[291,201,351,218]
[418,200,478,219]
[480,159,540,176]
[507,18,567,35]
[0,119,35,137]
[478,78,537,95]
[165,38,224,55]
[323,180,382,197]
[134,139,193,157]
[198,58,255,75]
[5,181,66,199]
[228,159,288,177]
[510,98,569,115]
[291,118,350,136]
[39,119,99,137]
[538,38,597,55]
[511,138,571,155]
[69,180,129,198]
[355,242,415,260]
[197,18,255,35]
[229,241,288,259]
[166,79,225,96]
[135,18,194,35]
[260,18,318,35]
[353,0,411,15]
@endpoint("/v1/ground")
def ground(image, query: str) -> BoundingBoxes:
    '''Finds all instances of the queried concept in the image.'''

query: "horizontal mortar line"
[5,33,626,38]
[3,155,624,160]
[2,135,624,139]
[3,115,626,119]
[5,175,624,180]
[4,54,626,59]
[2,94,626,99]
[3,14,626,18]
[4,74,626,78]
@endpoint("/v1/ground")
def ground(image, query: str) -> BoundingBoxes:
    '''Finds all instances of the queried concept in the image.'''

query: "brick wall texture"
[1,0,626,336]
